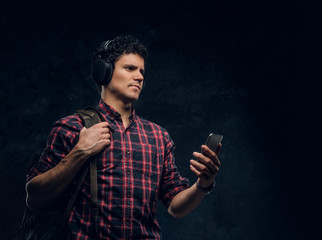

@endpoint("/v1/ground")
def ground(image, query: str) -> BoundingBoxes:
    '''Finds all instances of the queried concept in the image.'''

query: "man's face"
[106,53,145,103]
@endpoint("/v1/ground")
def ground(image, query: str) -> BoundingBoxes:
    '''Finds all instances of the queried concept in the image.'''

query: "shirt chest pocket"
[132,144,162,197]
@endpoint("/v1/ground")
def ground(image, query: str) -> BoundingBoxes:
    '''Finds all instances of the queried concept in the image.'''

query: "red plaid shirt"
[27,100,190,239]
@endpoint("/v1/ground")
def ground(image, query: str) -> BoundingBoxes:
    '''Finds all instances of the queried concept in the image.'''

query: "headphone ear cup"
[91,59,113,85]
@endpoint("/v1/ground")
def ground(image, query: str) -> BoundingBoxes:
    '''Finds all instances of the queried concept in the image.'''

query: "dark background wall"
[0,0,319,239]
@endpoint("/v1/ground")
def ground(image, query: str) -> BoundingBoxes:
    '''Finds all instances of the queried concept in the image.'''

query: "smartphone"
[204,133,223,154]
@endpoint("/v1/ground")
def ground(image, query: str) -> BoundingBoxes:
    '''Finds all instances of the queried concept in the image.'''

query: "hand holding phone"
[191,133,223,192]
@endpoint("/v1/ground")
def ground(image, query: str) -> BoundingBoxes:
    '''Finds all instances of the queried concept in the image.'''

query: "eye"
[125,65,135,71]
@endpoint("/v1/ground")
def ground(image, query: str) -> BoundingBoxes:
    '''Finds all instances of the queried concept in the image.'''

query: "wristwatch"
[196,179,216,195]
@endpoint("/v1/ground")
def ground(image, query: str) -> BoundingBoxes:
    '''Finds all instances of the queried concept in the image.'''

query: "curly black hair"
[93,34,148,93]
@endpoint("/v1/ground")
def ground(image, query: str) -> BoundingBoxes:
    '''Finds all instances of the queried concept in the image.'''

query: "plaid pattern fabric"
[27,99,189,239]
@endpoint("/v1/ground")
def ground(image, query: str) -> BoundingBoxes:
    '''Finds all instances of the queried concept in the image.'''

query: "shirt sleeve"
[26,115,83,182]
[158,130,190,208]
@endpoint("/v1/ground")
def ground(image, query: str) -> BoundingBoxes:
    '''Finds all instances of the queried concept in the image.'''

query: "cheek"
[110,73,126,88]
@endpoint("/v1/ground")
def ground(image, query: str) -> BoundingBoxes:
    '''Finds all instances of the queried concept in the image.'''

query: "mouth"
[129,85,141,90]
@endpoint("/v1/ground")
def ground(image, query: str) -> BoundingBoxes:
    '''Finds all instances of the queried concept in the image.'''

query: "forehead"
[115,53,145,68]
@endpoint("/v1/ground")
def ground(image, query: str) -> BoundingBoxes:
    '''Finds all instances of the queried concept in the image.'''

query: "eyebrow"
[124,64,145,74]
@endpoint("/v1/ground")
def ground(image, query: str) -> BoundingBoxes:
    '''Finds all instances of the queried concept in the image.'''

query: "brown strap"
[76,107,103,127]
[76,107,102,235]
[90,156,99,234]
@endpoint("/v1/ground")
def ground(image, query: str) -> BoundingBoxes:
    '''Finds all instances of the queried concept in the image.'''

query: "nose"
[134,70,144,82]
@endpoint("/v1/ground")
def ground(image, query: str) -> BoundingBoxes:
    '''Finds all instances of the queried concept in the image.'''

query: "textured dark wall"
[0,1,318,239]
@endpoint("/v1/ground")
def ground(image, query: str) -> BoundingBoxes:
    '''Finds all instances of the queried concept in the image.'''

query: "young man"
[26,35,221,239]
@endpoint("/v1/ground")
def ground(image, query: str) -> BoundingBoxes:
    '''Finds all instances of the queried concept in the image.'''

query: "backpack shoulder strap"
[75,106,102,236]
[76,106,104,128]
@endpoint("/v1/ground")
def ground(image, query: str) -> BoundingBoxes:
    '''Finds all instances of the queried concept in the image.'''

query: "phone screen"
[205,133,223,153]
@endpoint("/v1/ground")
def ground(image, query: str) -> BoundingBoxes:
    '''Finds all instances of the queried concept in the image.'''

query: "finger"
[216,143,222,155]
[91,121,109,129]
[190,159,213,178]
[103,133,110,139]
[98,139,111,146]
[100,128,110,134]
[98,121,110,128]
[190,164,213,180]
[99,132,110,140]
[201,145,216,158]
[190,164,204,178]
[201,145,221,167]
[193,156,218,177]
[193,152,218,174]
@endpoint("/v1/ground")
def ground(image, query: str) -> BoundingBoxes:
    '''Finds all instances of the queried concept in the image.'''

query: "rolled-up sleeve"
[159,131,190,207]
[26,115,82,182]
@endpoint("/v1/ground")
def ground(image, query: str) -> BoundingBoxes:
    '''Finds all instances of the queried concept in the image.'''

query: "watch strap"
[196,179,216,195]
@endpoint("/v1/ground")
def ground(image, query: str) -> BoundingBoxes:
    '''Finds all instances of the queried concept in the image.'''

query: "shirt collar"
[96,99,136,121]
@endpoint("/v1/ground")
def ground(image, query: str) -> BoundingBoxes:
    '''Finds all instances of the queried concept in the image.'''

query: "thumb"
[80,127,87,134]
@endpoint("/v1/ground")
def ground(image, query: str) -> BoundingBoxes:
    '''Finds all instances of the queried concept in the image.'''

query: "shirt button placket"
[123,133,132,238]
[126,150,130,157]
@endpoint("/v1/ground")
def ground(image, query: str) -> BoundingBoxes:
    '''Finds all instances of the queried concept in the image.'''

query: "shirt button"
[126,150,130,156]
[126,170,130,175]
[110,116,115,120]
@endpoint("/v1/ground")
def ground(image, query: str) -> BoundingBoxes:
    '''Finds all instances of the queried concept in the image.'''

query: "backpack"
[15,107,103,240]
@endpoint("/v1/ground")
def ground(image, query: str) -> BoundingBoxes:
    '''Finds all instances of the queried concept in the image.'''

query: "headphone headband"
[101,40,113,51]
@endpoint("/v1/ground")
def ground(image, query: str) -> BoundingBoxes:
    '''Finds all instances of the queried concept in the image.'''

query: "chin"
[123,94,140,104]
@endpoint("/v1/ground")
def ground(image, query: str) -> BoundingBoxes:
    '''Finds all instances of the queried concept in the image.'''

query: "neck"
[101,92,132,125]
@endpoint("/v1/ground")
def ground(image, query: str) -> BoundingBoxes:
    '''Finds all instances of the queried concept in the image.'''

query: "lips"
[129,84,141,90]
